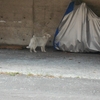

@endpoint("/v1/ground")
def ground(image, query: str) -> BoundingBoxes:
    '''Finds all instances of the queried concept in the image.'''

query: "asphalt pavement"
[0,47,100,100]
[0,47,100,79]
[0,74,100,100]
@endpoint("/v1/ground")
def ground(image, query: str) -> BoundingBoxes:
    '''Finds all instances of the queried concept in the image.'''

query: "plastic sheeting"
[54,3,100,52]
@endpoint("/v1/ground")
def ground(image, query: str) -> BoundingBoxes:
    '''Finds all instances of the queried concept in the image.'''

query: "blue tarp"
[53,1,75,49]
[53,2,100,52]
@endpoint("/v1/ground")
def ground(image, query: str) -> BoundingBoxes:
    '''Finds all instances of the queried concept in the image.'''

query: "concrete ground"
[0,74,100,100]
[0,47,100,79]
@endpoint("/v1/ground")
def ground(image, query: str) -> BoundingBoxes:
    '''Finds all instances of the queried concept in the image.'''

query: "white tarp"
[54,3,100,52]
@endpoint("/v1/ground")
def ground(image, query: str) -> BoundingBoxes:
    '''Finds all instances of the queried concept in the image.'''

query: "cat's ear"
[46,34,51,38]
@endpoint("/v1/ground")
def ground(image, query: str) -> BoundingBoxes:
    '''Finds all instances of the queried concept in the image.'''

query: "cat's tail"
[26,35,35,49]
[26,46,30,48]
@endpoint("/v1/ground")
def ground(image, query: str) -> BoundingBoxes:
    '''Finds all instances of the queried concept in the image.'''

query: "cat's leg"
[41,46,44,52]
[30,48,33,53]
[43,46,46,52]
[33,46,37,53]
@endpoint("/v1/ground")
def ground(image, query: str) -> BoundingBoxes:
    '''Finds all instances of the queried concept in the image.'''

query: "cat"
[26,33,51,52]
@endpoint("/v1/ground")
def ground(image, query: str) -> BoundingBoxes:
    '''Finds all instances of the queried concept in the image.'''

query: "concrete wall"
[0,0,33,46]
[0,0,71,46]
[0,0,100,47]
